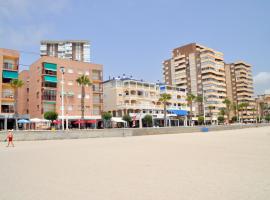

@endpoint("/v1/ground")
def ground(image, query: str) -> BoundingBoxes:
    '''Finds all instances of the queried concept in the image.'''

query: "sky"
[0,0,270,95]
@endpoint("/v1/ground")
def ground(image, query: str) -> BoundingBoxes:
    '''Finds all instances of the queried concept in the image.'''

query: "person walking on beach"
[6,130,14,147]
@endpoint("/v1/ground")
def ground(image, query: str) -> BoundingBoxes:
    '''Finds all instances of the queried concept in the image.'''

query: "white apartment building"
[40,40,90,63]
[103,77,188,127]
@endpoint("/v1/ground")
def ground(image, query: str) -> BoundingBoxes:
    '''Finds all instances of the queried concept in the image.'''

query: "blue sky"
[0,0,269,94]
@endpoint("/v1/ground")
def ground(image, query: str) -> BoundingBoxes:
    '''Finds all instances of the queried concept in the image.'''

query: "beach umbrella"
[18,119,30,124]
[30,118,42,123]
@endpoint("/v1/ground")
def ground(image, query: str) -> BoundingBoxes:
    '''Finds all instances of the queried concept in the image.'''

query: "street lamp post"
[60,66,65,131]
[202,89,206,125]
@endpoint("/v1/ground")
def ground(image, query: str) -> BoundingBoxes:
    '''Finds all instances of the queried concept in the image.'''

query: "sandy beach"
[0,126,270,200]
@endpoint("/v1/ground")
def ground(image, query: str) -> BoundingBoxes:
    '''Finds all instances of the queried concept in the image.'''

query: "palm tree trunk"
[190,103,193,126]
[164,103,167,127]
[14,89,18,130]
[81,86,85,129]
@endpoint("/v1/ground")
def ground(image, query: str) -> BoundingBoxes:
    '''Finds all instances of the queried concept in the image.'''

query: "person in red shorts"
[6,130,14,147]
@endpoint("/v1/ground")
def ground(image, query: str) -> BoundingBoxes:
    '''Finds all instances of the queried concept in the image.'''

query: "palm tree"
[223,98,231,124]
[159,93,172,127]
[208,105,215,125]
[232,102,238,119]
[186,93,196,126]
[238,103,245,123]
[76,75,92,128]
[259,102,266,121]
[251,107,256,123]
[10,79,24,130]
[241,102,249,122]
[196,95,204,116]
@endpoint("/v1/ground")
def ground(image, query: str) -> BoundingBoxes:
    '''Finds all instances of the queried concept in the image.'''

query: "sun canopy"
[111,117,126,123]
[44,63,57,71]
[3,71,18,79]
[30,118,50,123]
[44,75,57,83]
[168,109,188,116]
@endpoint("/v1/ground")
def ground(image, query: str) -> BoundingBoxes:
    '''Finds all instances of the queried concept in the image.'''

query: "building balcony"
[3,63,18,71]
[2,92,14,100]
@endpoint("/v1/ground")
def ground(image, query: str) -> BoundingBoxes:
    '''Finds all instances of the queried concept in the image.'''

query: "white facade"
[40,40,90,63]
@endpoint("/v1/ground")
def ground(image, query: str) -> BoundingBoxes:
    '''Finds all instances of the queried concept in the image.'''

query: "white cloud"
[254,72,270,95]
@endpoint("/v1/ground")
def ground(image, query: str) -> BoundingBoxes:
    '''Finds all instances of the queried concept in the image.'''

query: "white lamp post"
[60,66,65,131]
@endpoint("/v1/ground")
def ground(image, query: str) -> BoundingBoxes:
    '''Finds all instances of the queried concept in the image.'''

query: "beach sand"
[0,126,270,200]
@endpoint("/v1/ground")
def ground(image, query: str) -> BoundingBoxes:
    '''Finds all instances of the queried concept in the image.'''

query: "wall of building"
[28,56,103,119]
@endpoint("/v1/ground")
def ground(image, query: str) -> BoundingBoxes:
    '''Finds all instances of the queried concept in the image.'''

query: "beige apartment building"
[103,77,188,127]
[18,56,103,125]
[225,61,255,121]
[163,43,226,122]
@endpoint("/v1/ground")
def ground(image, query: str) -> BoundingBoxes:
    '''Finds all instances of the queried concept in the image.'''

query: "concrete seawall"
[0,124,269,141]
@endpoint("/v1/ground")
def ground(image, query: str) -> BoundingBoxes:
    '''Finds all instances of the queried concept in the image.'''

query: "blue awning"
[169,109,188,116]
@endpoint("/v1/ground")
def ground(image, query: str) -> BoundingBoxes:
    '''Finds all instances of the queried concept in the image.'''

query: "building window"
[85,71,89,75]
[78,70,83,75]
[92,70,102,80]
[68,81,73,85]
[77,94,81,98]
[85,94,90,99]
[67,106,73,111]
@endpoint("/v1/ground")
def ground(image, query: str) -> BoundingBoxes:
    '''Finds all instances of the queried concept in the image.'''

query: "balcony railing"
[42,95,56,101]
[2,92,14,99]
[3,63,18,71]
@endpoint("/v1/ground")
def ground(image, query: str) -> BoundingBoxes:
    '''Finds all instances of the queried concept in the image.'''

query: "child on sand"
[6,130,14,147]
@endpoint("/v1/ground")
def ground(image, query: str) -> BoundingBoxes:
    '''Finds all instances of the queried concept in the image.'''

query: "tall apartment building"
[18,56,103,125]
[40,40,90,63]
[103,77,188,127]
[0,48,21,129]
[163,43,226,121]
[225,61,255,121]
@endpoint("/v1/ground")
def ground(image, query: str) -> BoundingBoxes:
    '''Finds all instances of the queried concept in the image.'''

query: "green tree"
[231,116,237,123]
[218,116,225,124]
[208,105,215,125]
[76,75,92,128]
[259,102,266,120]
[241,102,249,122]
[238,103,245,123]
[223,98,231,123]
[143,114,153,127]
[219,108,226,117]
[122,114,132,127]
[196,95,204,116]
[44,111,58,121]
[159,93,172,127]
[232,102,238,120]
[10,79,24,130]
[186,93,196,126]
[198,116,204,125]
[251,107,256,123]
[102,112,112,128]
[265,114,270,122]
